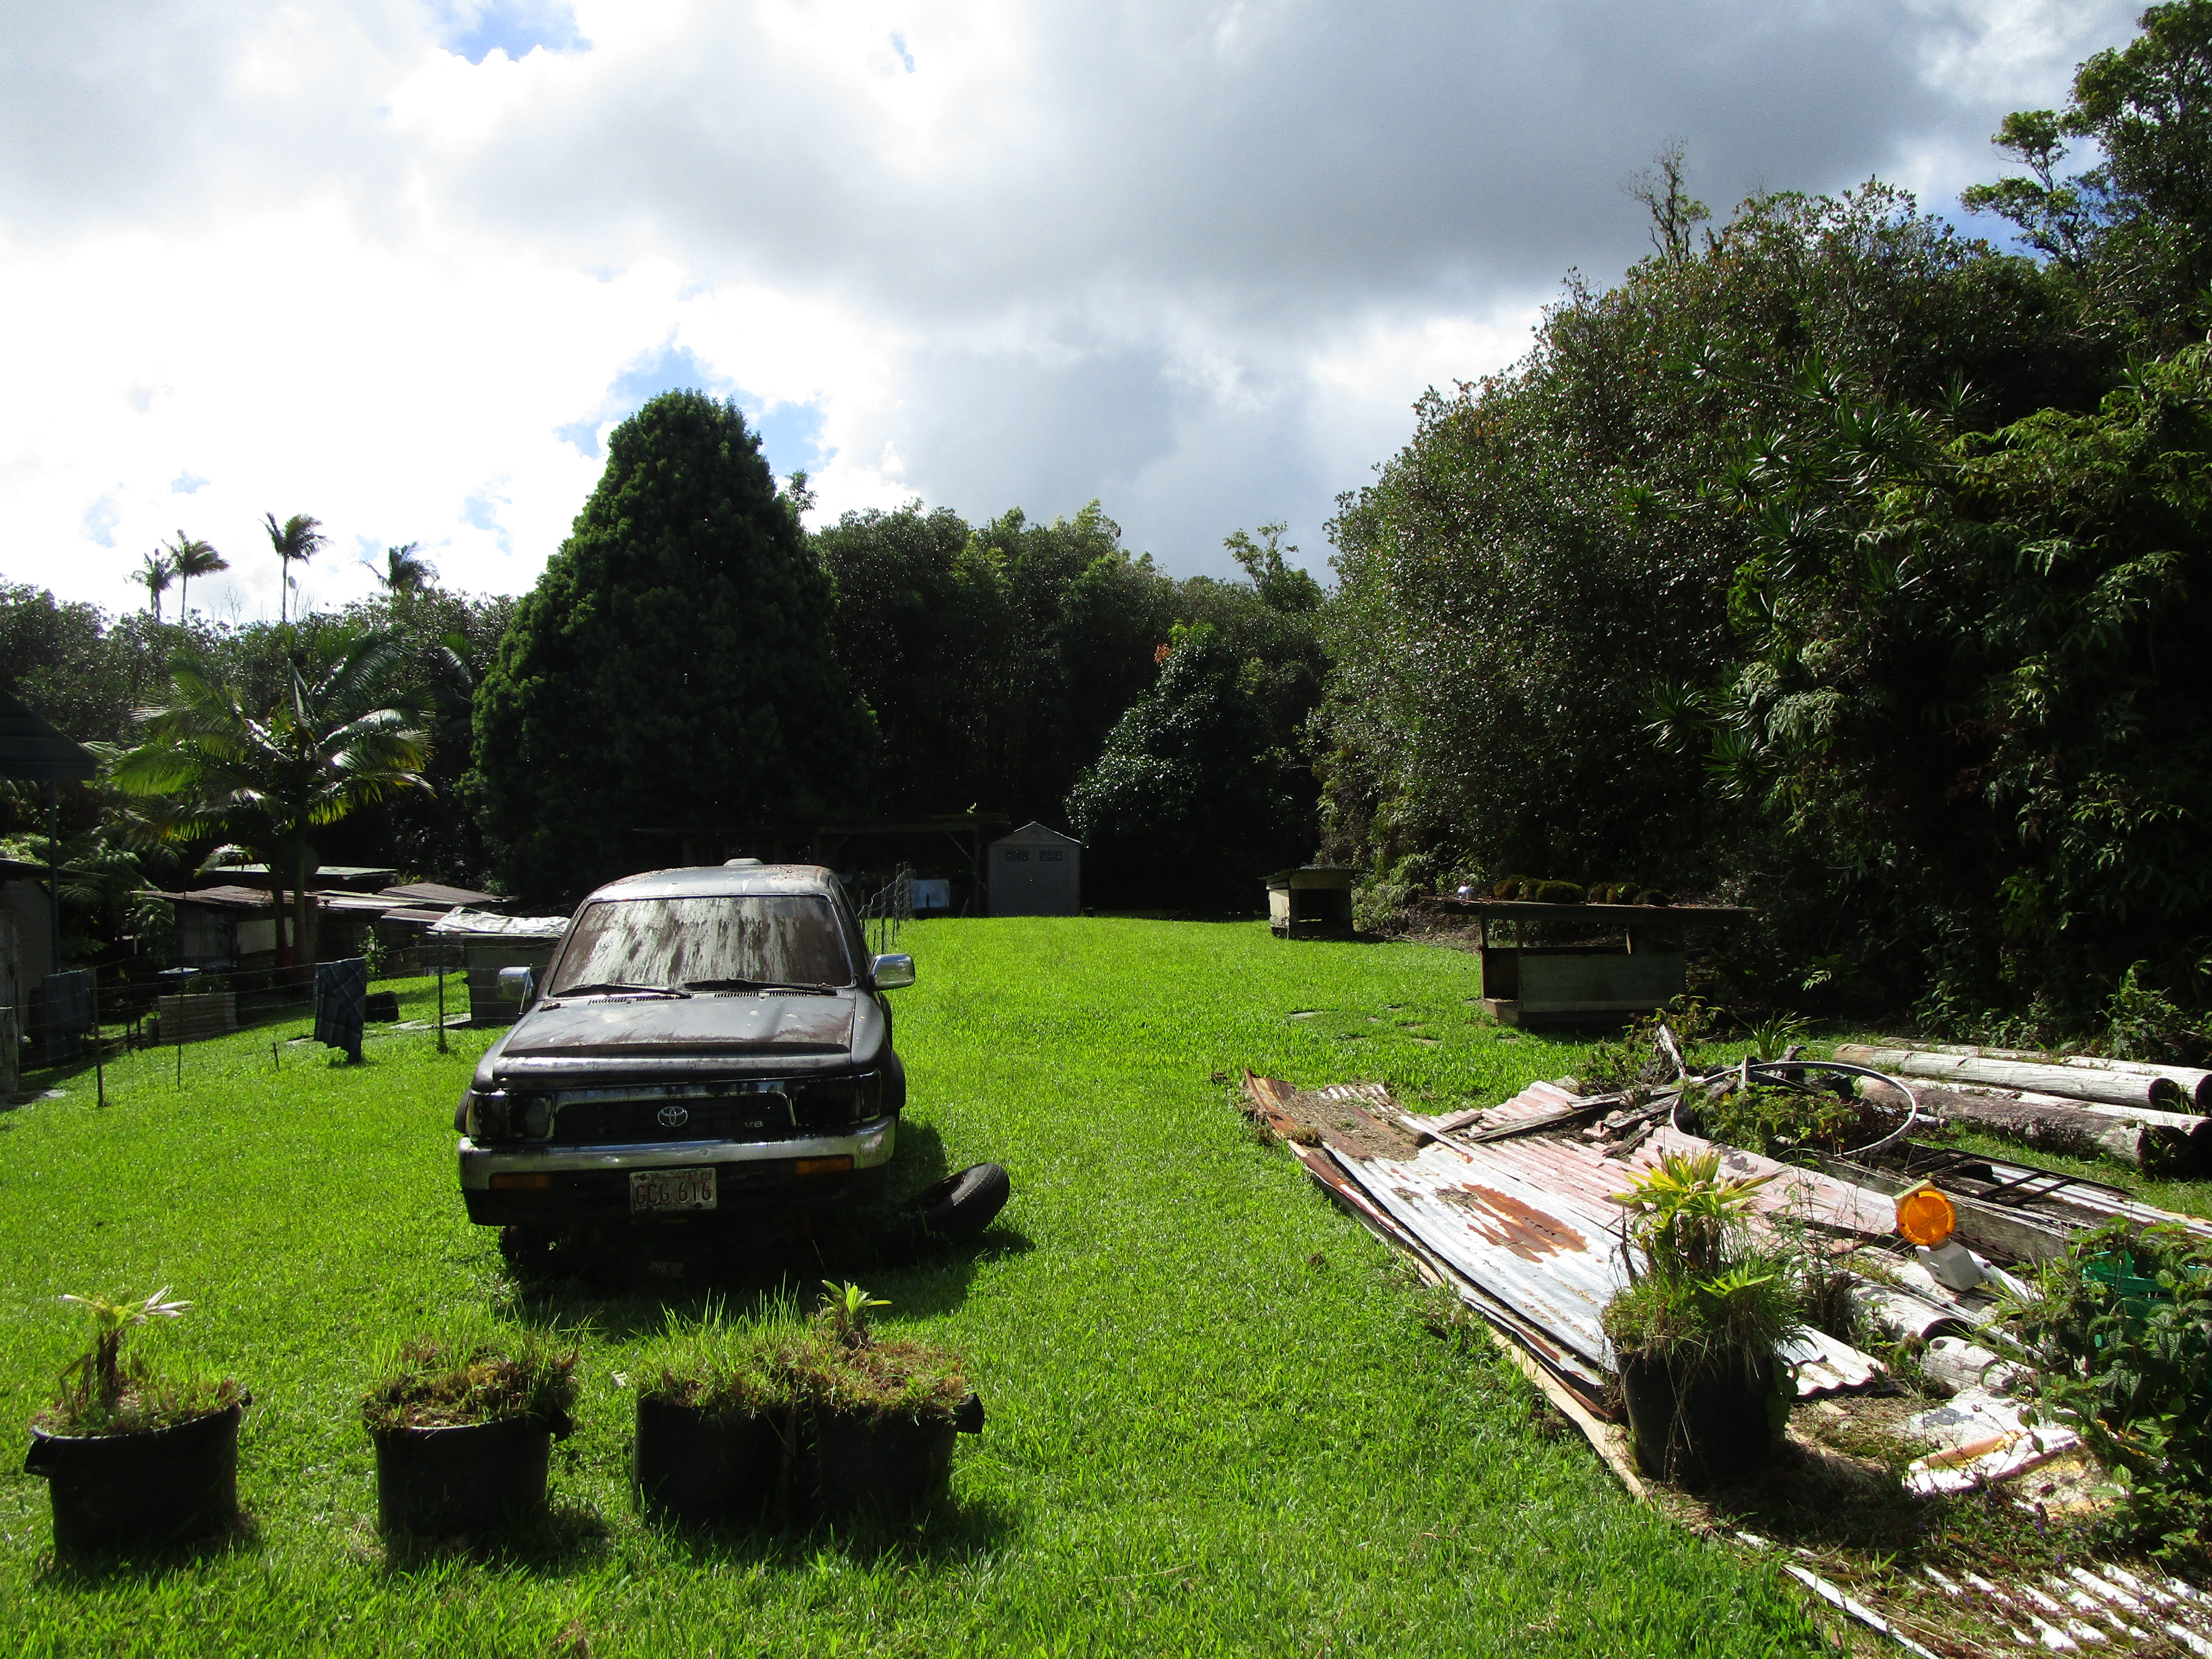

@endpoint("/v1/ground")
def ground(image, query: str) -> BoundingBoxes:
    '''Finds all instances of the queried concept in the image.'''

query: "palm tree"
[111,631,431,978]
[368,542,438,594]
[163,532,228,620]
[263,512,326,624]
[136,551,174,622]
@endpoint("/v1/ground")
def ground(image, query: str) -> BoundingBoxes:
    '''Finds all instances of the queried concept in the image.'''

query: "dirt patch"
[1273,1088,1422,1161]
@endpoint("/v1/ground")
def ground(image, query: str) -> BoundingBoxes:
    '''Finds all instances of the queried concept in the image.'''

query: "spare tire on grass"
[908,1164,1010,1242]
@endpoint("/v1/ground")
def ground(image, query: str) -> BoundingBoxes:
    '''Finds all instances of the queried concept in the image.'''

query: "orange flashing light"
[1895,1185,1957,1247]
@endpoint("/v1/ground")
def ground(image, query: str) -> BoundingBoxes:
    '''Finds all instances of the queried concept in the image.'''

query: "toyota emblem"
[657,1104,690,1129]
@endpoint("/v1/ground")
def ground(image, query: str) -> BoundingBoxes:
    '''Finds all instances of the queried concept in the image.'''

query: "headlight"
[520,1095,555,1139]
[465,1090,512,1141]
[796,1072,880,1128]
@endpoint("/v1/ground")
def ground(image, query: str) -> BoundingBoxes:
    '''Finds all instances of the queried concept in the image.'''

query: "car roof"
[585,863,845,902]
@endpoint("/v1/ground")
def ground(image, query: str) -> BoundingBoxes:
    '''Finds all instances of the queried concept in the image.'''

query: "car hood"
[498,992,856,1060]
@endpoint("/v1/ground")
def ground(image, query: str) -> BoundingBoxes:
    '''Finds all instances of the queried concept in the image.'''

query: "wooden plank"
[1519,951,1684,1014]
[1485,1324,1650,1504]
[1429,899,1754,924]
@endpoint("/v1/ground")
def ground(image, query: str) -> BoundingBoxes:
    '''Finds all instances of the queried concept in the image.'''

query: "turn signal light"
[794,1156,853,1177]
[490,1173,552,1191]
[1895,1185,1957,1247]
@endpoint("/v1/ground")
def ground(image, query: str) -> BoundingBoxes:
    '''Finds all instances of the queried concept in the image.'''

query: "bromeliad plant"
[820,1281,891,1349]
[42,1288,242,1437]
[1601,1151,1799,1383]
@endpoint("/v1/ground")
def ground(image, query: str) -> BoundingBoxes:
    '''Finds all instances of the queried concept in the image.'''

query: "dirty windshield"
[549,896,852,995]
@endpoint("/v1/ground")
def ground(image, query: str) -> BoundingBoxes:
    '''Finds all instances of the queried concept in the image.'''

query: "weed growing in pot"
[1994,1218,2212,1563]
[39,1289,243,1437]
[636,1300,804,1419]
[796,1285,971,1427]
[362,1335,579,1435]
[638,1292,973,1430]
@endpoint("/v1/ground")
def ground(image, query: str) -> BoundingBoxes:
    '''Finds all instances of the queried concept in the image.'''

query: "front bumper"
[456,1113,897,1226]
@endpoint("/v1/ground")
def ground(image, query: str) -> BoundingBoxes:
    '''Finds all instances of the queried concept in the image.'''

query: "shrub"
[1695,1082,1890,1163]
[1998,1219,2212,1562]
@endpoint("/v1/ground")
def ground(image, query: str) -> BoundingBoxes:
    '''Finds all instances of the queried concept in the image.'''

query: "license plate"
[629,1167,717,1213]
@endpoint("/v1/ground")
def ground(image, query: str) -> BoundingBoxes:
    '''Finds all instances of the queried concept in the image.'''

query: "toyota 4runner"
[454,860,911,1253]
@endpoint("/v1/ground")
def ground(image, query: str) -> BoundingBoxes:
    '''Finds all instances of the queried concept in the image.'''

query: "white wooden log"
[1861,1080,2202,1171]
[1835,1043,2186,1112]
[1875,1040,2212,1111]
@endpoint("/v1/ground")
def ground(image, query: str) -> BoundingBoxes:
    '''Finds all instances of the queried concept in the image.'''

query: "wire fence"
[4,942,477,1097]
[854,863,916,958]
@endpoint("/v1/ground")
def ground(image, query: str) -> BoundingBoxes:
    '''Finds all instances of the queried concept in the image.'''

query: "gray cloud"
[0,0,2142,587]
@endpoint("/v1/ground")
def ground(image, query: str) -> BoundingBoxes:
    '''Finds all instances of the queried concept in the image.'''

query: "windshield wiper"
[550,981,692,999]
[683,978,837,994]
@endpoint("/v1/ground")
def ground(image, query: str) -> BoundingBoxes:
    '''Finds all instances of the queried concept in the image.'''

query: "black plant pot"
[808,1393,983,1522]
[633,1397,781,1526]
[371,1416,555,1537]
[24,1399,246,1554]
[1619,1352,1776,1487]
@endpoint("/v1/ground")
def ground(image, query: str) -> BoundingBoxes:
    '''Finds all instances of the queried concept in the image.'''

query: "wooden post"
[91,971,103,1108]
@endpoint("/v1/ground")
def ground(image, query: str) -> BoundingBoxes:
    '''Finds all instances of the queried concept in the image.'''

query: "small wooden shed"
[987,823,1082,917]
[1265,867,1355,938]
[429,909,571,1025]
[1444,898,1753,1027]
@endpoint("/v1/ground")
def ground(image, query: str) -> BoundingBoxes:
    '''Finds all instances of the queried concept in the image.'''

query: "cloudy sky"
[0,0,2138,621]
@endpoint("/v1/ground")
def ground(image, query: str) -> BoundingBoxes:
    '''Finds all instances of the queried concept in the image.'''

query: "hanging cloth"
[313,957,368,1062]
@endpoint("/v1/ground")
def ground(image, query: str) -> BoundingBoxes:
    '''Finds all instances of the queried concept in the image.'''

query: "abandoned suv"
[454,862,910,1254]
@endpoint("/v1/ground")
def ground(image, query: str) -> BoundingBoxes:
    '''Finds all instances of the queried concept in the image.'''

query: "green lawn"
[0,919,1832,1657]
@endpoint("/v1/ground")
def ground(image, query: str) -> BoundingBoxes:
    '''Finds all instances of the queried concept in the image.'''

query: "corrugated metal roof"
[379,881,499,908]
[429,908,569,939]
[1260,1074,1893,1411]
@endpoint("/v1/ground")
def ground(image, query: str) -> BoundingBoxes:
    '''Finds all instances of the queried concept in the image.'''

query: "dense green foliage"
[1068,622,1315,907]
[1319,1,2212,1030]
[817,503,1325,848]
[0,580,514,890]
[2002,1218,2212,1561]
[472,392,874,903]
[111,631,434,966]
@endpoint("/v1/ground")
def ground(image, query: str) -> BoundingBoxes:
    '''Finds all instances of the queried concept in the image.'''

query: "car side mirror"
[871,952,915,990]
[498,966,536,1005]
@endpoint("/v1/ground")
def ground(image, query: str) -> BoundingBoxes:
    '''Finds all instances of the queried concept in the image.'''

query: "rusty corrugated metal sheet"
[1244,1075,1616,1408]
[1255,1074,1892,1409]
[1328,1137,1627,1370]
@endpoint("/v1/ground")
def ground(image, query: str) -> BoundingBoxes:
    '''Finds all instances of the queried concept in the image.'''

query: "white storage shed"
[986,823,1083,917]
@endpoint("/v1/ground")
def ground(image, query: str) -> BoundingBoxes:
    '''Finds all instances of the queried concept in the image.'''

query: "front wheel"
[497,1224,557,1280]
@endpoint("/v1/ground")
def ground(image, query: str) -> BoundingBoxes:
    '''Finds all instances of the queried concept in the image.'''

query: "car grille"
[552,1096,799,1144]
[548,1085,861,1145]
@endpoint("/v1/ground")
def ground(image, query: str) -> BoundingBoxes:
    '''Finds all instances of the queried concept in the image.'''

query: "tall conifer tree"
[472,392,873,901]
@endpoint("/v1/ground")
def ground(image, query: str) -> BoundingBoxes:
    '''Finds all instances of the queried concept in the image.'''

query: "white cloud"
[0,0,2146,617]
